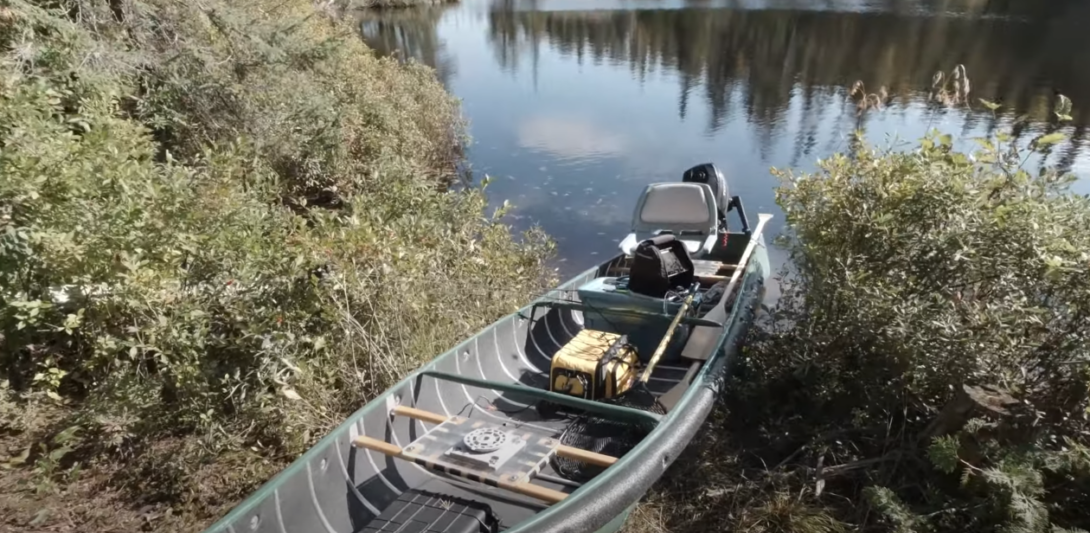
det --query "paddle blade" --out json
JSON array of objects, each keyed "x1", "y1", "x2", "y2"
[{"x1": 657, "y1": 361, "x2": 700, "y2": 412}]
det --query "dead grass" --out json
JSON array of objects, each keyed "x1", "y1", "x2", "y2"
[
  {"x1": 352, "y1": 0, "x2": 458, "y2": 9},
  {"x1": 0, "y1": 400, "x2": 145, "y2": 532},
  {"x1": 0, "y1": 471, "x2": 149, "y2": 532},
  {"x1": 621, "y1": 406, "x2": 849, "y2": 533},
  {"x1": 0, "y1": 416, "x2": 291, "y2": 533}
]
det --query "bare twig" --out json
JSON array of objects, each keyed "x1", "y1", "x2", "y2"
[{"x1": 818, "y1": 452, "x2": 902, "y2": 477}]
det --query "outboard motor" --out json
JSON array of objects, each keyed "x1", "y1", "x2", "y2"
[{"x1": 682, "y1": 163, "x2": 732, "y2": 223}]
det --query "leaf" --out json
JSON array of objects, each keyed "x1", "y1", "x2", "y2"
[
  {"x1": 49, "y1": 445, "x2": 72, "y2": 462},
  {"x1": 8, "y1": 446, "x2": 31, "y2": 467},
  {"x1": 281, "y1": 388, "x2": 302, "y2": 401},
  {"x1": 972, "y1": 138, "x2": 995, "y2": 152},
  {"x1": 1034, "y1": 132, "x2": 1066, "y2": 148},
  {"x1": 929, "y1": 435, "x2": 961, "y2": 474},
  {"x1": 1054, "y1": 94, "x2": 1073, "y2": 117},
  {"x1": 53, "y1": 425, "x2": 81, "y2": 445},
  {"x1": 29, "y1": 508, "x2": 50, "y2": 527}
]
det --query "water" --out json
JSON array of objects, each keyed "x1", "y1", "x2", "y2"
[{"x1": 357, "y1": 0, "x2": 1090, "y2": 279}]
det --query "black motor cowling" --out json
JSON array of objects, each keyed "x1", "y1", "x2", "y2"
[{"x1": 682, "y1": 163, "x2": 731, "y2": 218}]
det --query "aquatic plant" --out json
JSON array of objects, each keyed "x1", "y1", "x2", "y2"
[
  {"x1": 930, "y1": 64, "x2": 973, "y2": 106},
  {"x1": 849, "y1": 80, "x2": 890, "y2": 114}
]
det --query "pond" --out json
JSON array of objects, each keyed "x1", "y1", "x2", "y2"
[{"x1": 357, "y1": 0, "x2": 1090, "y2": 280}]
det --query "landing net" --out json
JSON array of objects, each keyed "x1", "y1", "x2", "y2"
[{"x1": 550, "y1": 397, "x2": 666, "y2": 483}]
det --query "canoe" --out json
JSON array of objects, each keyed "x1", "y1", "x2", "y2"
[{"x1": 202, "y1": 164, "x2": 772, "y2": 533}]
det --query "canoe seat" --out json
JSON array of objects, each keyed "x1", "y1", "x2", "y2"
[
  {"x1": 364, "y1": 489, "x2": 497, "y2": 533},
  {"x1": 619, "y1": 183, "x2": 719, "y2": 258}
]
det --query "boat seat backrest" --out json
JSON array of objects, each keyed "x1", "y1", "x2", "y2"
[
  {"x1": 631, "y1": 183, "x2": 717, "y2": 234},
  {"x1": 619, "y1": 182, "x2": 720, "y2": 257}
]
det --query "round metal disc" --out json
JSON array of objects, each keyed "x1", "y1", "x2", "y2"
[{"x1": 463, "y1": 428, "x2": 507, "y2": 453}]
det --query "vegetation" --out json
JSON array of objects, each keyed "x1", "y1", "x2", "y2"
[
  {"x1": 0, "y1": 0, "x2": 553, "y2": 530},
  {"x1": 352, "y1": 0, "x2": 457, "y2": 11},
  {"x1": 626, "y1": 95, "x2": 1090, "y2": 532}
]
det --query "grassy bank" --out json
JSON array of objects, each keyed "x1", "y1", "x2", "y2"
[
  {"x1": 627, "y1": 95, "x2": 1090, "y2": 533},
  {"x1": 0, "y1": 0, "x2": 554, "y2": 531}
]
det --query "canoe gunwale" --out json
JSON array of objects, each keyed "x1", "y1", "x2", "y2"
[
  {"x1": 532, "y1": 299, "x2": 726, "y2": 328},
  {"x1": 418, "y1": 369, "x2": 663, "y2": 425}
]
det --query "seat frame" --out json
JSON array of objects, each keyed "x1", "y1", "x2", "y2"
[{"x1": 619, "y1": 182, "x2": 720, "y2": 257}]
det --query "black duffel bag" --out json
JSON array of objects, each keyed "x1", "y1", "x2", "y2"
[{"x1": 628, "y1": 234, "x2": 695, "y2": 298}]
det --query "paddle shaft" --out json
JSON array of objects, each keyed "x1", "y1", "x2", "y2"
[
  {"x1": 683, "y1": 213, "x2": 773, "y2": 350},
  {"x1": 658, "y1": 213, "x2": 774, "y2": 410},
  {"x1": 638, "y1": 291, "x2": 695, "y2": 384}
]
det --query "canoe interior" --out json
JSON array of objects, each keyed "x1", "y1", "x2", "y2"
[{"x1": 203, "y1": 230, "x2": 769, "y2": 533}]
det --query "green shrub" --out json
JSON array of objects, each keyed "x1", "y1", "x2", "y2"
[
  {"x1": 764, "y1": 127, "x2": 1090, "y2": 421},
  {"x1": 0, "y1": 0, "x2": 554, "y2": 519},
  {"x1": 726, "y1": 110, "x2": 1090, "y2": 530},
  {"x1": 628, "y1": 99, "x2": 1090, "y2": 533}
]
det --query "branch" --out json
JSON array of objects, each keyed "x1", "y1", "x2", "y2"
[{"x1": 819, "y1": 451, "x2": 901, "y2": 477}]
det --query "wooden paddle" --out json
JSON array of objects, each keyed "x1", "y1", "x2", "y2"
[
  {"x1": 657, "y1": 213, "x2": 773, "y2": 411},
  {"x1": 639, "y1": 291, "x2": 696, "y2": 384},
  {"x1": 616, "y1": 289, "x2": 696, "y2": 411}
]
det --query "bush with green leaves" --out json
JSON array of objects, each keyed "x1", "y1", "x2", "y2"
[
  {"x1": 0, "y1": 0, "x2": 554, "y2": 522},
  {"x1": 627, "y1": 100, "x2": 1090, "y2": 533},
  {"x1": 739, "y1": 107, "x2": 1090, "y2": 531},
  {"x1": 764, "y1": 125, "x2": 1089, "y2": 420}
]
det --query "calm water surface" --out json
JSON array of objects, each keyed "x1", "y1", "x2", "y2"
[{"x1": 358, "y1": 0, "x2": 1090, "y2": 279}]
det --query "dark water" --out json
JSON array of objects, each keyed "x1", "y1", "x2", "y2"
[{"x1": 357, "y1": 0, "x2": 1090, "y2": 279}]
